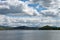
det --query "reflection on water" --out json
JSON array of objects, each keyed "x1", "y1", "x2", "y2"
[{"x1": 0, "y1": 30, "x2": 60, "y2": 40}]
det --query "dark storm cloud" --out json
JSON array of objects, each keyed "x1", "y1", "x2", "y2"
[
  {"x1": 40, "y1": 11, "x2": 58, "y2": 17},
  {"x1": 41, "y1": 0, "x2": 52, "y2": 7},
  {"x1": 0, "y1": 5, "x2": 23, "y2": 14},
  {"x1": 0, "y1": 8, "x2": 9, "y2": 14},
  {"x1": 30, "y1": 0, "x2": 54, "y2": 8},
  {"x1": 9, "y1": 5, "x2": 23, "y2": 13}
]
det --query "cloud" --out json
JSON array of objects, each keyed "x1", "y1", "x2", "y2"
[
  {"x1": 0, "y1": 0, "x2": 60, "y2": 27},
  {"x1": 0, "y1": 15, "x2": 58, "y2": 27},
  {"x1": 0, "y1": 1, "x2": 24, "y2": 14},
  {"x1": 40, "y1": 9, "x2": 58, "y2": 17},
  {"x1": 29, "y1": 0, "x2": 59, "y2": 8},
  {"x1": 0, "y1": 0, "x2": 40, "y2": 16}
]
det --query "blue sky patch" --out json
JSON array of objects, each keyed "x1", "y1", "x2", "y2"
[
  {"x1": 28, "y1": 3, "x2": 47, "y2": 12},
  {"x1": 36, "y1": 6, "x2": 47, "y2": 12},
  {"x1": 28, "y1": 3, "x2": 39, "y2": 8},
  {"x1": 20, "y1": 0, "x2": 29, "y2": 2}
]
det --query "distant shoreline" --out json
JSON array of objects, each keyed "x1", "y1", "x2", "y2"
[{"x1": 0, "y1": 25, "x2": 60, "y2": 30}]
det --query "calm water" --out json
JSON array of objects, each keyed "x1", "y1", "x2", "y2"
[{"x1": 0, "y1": 30, "x2": 60, "y2": 40}]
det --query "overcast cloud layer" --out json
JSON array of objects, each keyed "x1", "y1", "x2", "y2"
[{"x1": 0, "y1": 0, "x2": 60, "y2": 27}]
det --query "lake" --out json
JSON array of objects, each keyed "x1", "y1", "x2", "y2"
[{"x1": 0, "y1": 30, "x2": 60, "y2": 40}]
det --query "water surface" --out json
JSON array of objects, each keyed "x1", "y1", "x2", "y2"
[{"x1": 0, "y1": 30, "x2": 60, "y2": 40}]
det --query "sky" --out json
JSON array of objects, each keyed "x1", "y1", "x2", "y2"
[{"x1": 0, "y1": 0, "x2": 60, "y2": 27}]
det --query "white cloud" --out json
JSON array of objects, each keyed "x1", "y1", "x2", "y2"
[
  {"x1": 0, "y1": 0, "x2": 40, "y2": 16},
  {"x1": 0, "y1": 0, "x2": 60, "y2": 27},
  {"x1": 40, "y1": 9, "x2": 58, "y2": 17},
  {"x1": 0, "y1": 15, "x2": 58, "y2": 27}
]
